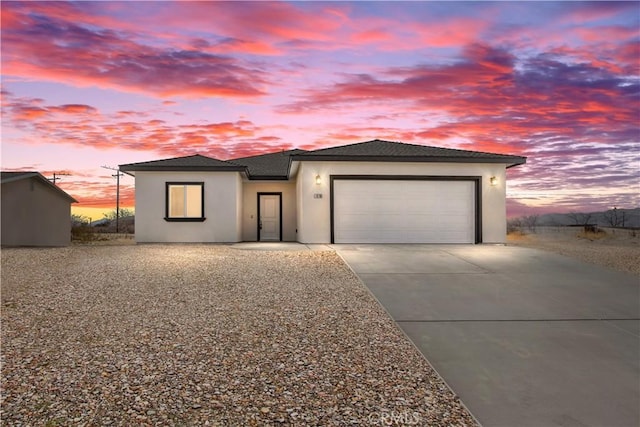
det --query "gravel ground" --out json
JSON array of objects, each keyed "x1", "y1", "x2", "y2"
[
  {"x1": 507, "y1": 228, "x2": 640, "y2": 275},
  {"x1": 1, "y1": 245, "x2": 476, "y2": 426}
]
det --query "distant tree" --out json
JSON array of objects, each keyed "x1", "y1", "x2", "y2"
[
  {"x1": 522, "y1": 214, "x2": 540, "y2": 232},
  {"x1": 102, "y1": 208, "x2": 134, "y2": 221},
  {"x1": 71, "y1": 213, "x2": 90, "y2": 225},
  {"x1": 603, "y1": 208, "x2": 622, "y2": 227},
  {"x1": 567, "y1": 212, "x2": 592, "y2": 225},
  {"x1": 70, "y1": 214, "x2": 100, "y2": 241},
  {"x1": 506, "y1": 217, "x2": 523, "y2": 234}
]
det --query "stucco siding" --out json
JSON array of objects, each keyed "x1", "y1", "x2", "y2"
[
  {"x1": 236, "y1": 174, "x2": 243, "y2": 241},
  {"x1": 134, "y1": 171, "x2": 242, "y2": 243},
  {"x1": 241, "y1": 181, "x2": 297, "y2": 241},
  {"x1": 296, "y1": 174, "x2": 305, "y2": 243},
  {"x1": 1, "y1": 178, "x2": 72, "y2": 246},
  {"x1": 481, "y1": 168, "x2": 507, "y2": 243},
  {"x1": 294, "y1": 161, "x2": 508, "y2": 244}
]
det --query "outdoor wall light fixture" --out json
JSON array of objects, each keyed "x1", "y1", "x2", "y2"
[
  {"x1": 489, "y1": 176, "x2": 498, "y2": 186},
  {"x1": 315, "y1": 174, "x2": 321, "y2": 185}
]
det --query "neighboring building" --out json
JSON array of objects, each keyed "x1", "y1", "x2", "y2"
[
  {"x1": 120, "y1": 139, "x2": 526, "y2": 244},
  {"x1": 1, "y1": 172, "x2": 78, "y2": 246}
]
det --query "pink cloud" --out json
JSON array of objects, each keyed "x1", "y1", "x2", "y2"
[
  {"x1": 576, "y1": 25, "x2": 639, "y2": 43},
  {"x1": 58, "y1": 179, "x2": 135, "y2": 208},
  {"x1": 558, "y1": 1, "x2": 637, "y2": 25},
  {"x1": 1, "y1": 93, "x2": 286, "y2": 161},
  {"x1": 205, "y1": 37, "x2": 282, "y2": 56},
  {"x1": 159, "y1": 2, "x2": 345, "y2": 43},
  {"x1": 49, "y1": 104, "x2": 98, "y2": 115},
  {"x1": 351, "y1": 28, "x2": 395, "y2": 44},
  {"x1": 1, "y1": 3, "x2": 269, "y2": 99},
  {"x1": 411, "y1": 17, "x2": 489, "y2": 48},
  {"x1": 279, "y1": 43, "x2": 517, "y2": 114},
  {"x1": 278, "y1": 42, "x2": 637, "y2": 152}
]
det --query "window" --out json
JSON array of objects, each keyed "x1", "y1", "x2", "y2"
[{"x1": 165, "y1": 182, "x2": 205, "y2": 221}]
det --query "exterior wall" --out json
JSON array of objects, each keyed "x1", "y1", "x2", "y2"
[
  {"x1": 236, "y1": 173, "x2": 243, "y2": 241},
  {"x1": 134, "y1": 171, "x2": 242, "y2": 243},
  {"x1": 241, "y1": 181, "x2": 297, "y2": 241},
  {"x1": 295, "y1": 161, "x2": 508, "y2": 244},
  {"x1": 296, "y1": 174, "x2": 304, "y2": 243},
  {"x1": 1, "y1": 178, "x2": 72, "y2": 246}
]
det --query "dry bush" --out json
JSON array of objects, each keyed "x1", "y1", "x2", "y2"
[
  {"x1": 507, "y1": 217, "x2": 523, "y2": 234},
  {"x1": 71, "y1": 225, "x2": 107, "y2": 243},
  {"x1": 576, "y1": 228, "x2": 607, "y2": 241}
]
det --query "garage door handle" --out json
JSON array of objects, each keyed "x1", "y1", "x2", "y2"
[{"x1": 259, "y1": 220, "x2": 262, "y2": 230}]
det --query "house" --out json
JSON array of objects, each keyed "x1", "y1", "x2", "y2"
[
  {"x1": 119, "y1": 139, "x2": 526, "y2": 244},
  {"x1": 1, "y1": 172, "x2": 78, "y2": 246}
]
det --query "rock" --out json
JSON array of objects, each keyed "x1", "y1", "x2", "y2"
[{"x1": 0, "y1": 245, "x2": 478, "y2": 426}]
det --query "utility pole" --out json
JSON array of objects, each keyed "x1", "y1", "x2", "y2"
[
  {"x1": 101, "y1": 166, "x2": 124, "y2": 233},
  {"x1": 49, "y1": 172, "x2": 70, "y2": 185}
]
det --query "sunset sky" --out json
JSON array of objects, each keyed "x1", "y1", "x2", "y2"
[{"x1": 2, "y1": 1, "x2": 638, "y2": 220}]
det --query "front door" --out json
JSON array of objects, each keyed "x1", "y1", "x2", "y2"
[{"x1": 258, "y1": 194, "x2": 281, "y2": 241}]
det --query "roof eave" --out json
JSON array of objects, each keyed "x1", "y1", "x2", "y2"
[
  {"x1": 246, "y1": 175, "x2": 290, "y2": 181},
  {"x1": 291, "y1": 155, "x2": 527, "y2": 164},
  {"x1": 118, "y1": 165, "x2": 247, "y2": 173},
  {"x1": 506, "y1": 157, "x2": 527, "y2": 168},
  {"x1": 285, "y1": 155, "x2": 295, "y2": 179},
  {"x1": 506, "y1": 163, "x2": 523, "y2": 169}
]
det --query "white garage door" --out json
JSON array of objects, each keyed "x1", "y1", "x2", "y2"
[{"x1": 334, "y1": 180, "x2": 475, "y2": 243}]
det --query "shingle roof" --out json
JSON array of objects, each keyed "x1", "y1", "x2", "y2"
[
  {"x1": 1, "y1": 171, "x2": 78, "y2": 202},
  {"x1": 231, "y1": 149, "x2": 307, "y2": 179},
  {"x1": 1, "y1": 171, "x2": 39, "y2": 183},
  {"x1": 291, "y1": 139, "x2": 526, "y2": 167},
  {"x1": 119, "y1": 139, "x2": 526, "y2": 179},
  {"x1": 119, "y1": 154, "x2": 246, "y2": 174}
]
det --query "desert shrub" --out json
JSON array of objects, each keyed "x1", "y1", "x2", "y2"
[
  {"x1": 576, "y1": 228, "x2": 607, "y2": 240},
  {"x1": 102, "y1": 208, "x2": 134, "y2": 221},
  {"x1": 507, "y1": 217, "x2": 523, "y2": 234},
  {"x1": 71, "y1": 225, "x2": 93, "y2": 242},
  {"x1": 71, "y1": 225, "x2": 106, "y2": 242}
]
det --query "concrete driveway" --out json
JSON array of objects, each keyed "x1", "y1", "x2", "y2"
[{"x1": 335, "y1": 244, "x2": 640, "y2": 427}]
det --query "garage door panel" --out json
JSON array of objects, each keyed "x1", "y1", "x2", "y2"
[{"x1": 334, "y1": 180, "x2": 475, "y2": 244}]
